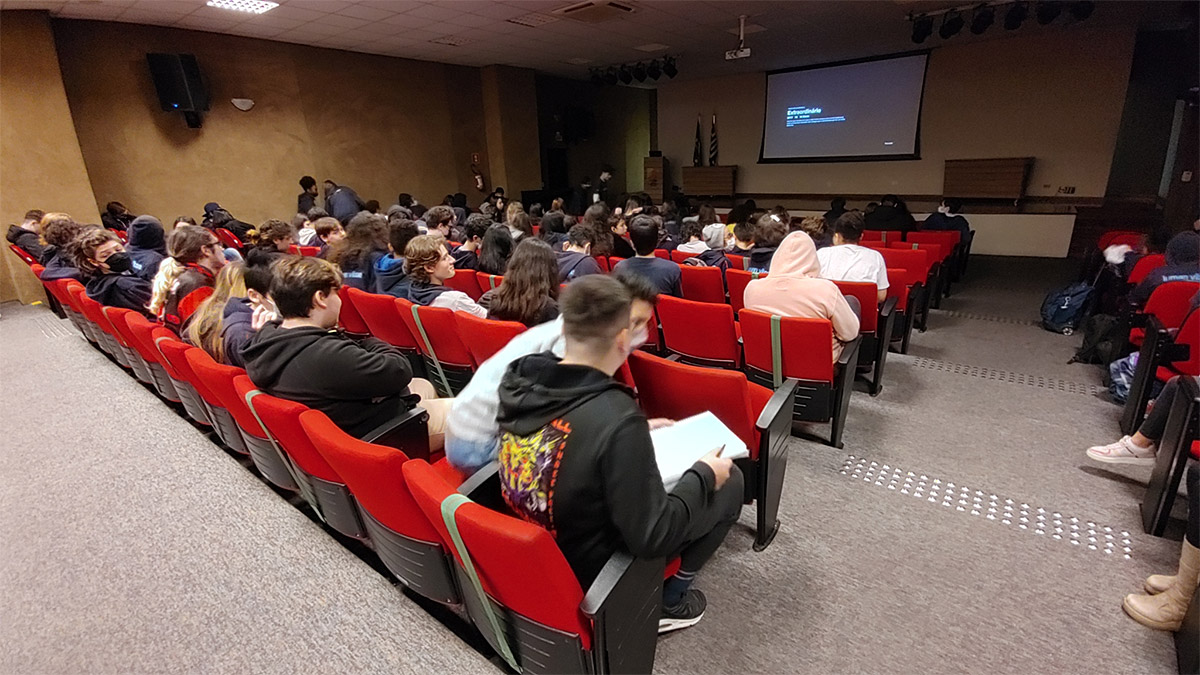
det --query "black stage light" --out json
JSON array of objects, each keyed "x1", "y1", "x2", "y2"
[
  {"x1": 912, "y1": 14, "x2": 934, "y2": 43},
  {"x1": 618, "y1": 65, "x2": 632, "y2": 85},
  {"x1": 939, "y1": 10, "x2": 964, "y2": 38},
  {"x1": 663, "y1": 56, "x2": 677, "y2": 78},
  {"x1": 647, "y1": 59, "x2": 662, "y2": 80},
  {"x1": 970, "y1": 5, "x2": 994, "y2": 34},
  {"x1": 1036, "y1": 1, "x2": 1063, "y2": 24},
  {"x1": 1005, "y1": 2, "x2": 1028, "y2": 29},
  {"x1": 1068, "y1": 1, "x2": 1094, "y2": 20},
  {"x1": 633, "y1": 62, "x2": 647, "y2": 82}
]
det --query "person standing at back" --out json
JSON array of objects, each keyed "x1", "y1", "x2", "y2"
[
  {"x1": 297, "y1": 175, "x2": 319, "y2": 216},
  {"x1": 817, "y1": 211, "x2": 889, "y2": 303},
  {"x1": 324, "y1": 179, "x2": 366, "y2": 225},
  {"x1": 496, "y1": 274, "x2": 742, "y2": 632},
  {"x1": 613, "y1": 214, "x2": 682, "y2": 297}
]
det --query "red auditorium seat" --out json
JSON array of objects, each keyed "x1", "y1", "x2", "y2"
[
  {"x1": 1128, "y1": 281, "x2": 1199, "y2": 348},
  {"x1": 1126, "y1": 254, "x2": 1166, "y2": 285},
  {"x1": 122, "y1": 312, "x2": 180, "y2": 402},
  {"x1": 215, "y1": 227, "x2": 244, "y2": 251},
  {"x1": 627, "y1": 350, "x2": 797, "y2": 551},
  {"x1": 883, "y1": 266, "x2": 923, "y2": 353},
  {"x1": 344, "y1": 287, "x2": 424, "y2": 378},
  {"x1": 653, "y1": 249, "x2": 669, "y2": 260},
  {"x1": 445, "y1": 268, "x2": 483, "y2": 300},
  {"x1": 727, "y1": 254, "x2": 747, "y2": 270},
  {"x1": 103, "y1": 306, "x2": 157, "y2": 386},
  {"x1": 476, "y1": 271, "x2": 503, "y2": 292},
  {"x1": 402, "y1": 460, "x2": 665, "y2": 674},
  {"x1": 300, "y1": 409, "x2": 463, "y2": 606},
  {"x1": 1138, "y1": 375, "x2": 1199, "y2": 536},
  {"x1": 74, "y1": 291, "x2": 129, "y2": 368},
  {"x1": 725, "y1": 268, "x2": 766, "y2": 316},
  {"x1": 862, "y1": 230, "x2": 903, "y2": 244},
  {"x1": 235, "y1": 377, "x2": 367, "y2": 540},
  {"x1": 739, "y1": 309, "x2": 861, "y2": 449},
  {"x1": 656, "y1": 295, "x2": 741, "y2": 368},
  {"x1": 606, "y1": 256, "x2": 625, "y2": 271},
  {"x1": 287, "y1": 245, "x2": 321, "y2": 256},
  {"x1": 594, "y1": 256, "x2": 611, "y2": 273},
  {"x1": 679, "y1": 265, "x2": 725, "y2": 304},
  {"x1": 1098, "y1": 230, "x2": 1143, "y2": 249},
  {"x1": 159, "y1": 340, "x2": 247, "y2": 453},
  {"x1": 1106, "y1": 233, "x2": 1144, "y2": 250},
  {"x1": 831, "y1": 280, "x2": 896, "y2": 396},
  {"x1": 336, "y1": 284, "x2": 372, "y2": 338},
  {"x1": 396, "y1": 298, "x2": 474, "y2": 397},
  {"x1": 1121, "y1": 310, "x2": 1200, "y2": 435},
  {"x1": 109, "y1": 229, "x2": 128, "y2": 243},
  {"x1": 151, "y1": 327, "x2": 211, "y2": 427},
  {"x1": 52, "y1": 279, "x2": 94, "y2": 341},
  {"x1": 670, "y1": 250, "x2": 698, "y2": 264},
  {"x1": 878, "y1": 248, "x2": 932, "y2": 332},
  {"x1": 187, "y1": 350, "x2": 298, "y2": 490},
  {"x1": 454, "y1": 312, "x2": 525, "y2": 368},
  {"x1": 8, "y1": 243, "x2": 38, "y2": 266}
]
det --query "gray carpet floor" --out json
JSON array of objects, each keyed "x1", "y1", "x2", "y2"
[{"x1": 0, "y1": 256, "x2": 1185, "y2": 673}]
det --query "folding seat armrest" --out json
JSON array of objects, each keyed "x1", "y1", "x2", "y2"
[
  {"x1": 879, "y1": 296, "x2": 898, "y2": 320},
  {"x1": 362, "y1": 405, "x2": 431, "y2": 460},
  {"x1": 456, "y1": 461, "x2": 509, "y2": 511},
  {"x1": 580, "y1": 552, "x2": 665, "y2": 675},
  {"x1": 837, "y1": 336, "x2": 863, "y2": 369},
  {"x1": 1162, "y1": 342, "x2": 1190, "y2": 364},
  {"x1": 755, "y1": 377, "x2": 800, "y2": 434}
]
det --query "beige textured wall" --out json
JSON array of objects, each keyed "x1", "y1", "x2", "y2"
[
  {"x1": 0, "y1": 11, "x2": 100, "y2": 304},
  {"x1": 52, "y1": 19, "x2": 494, "y2": 226},
  {"x1": 480, "y1": 65, "x2": 542, "y2": 197},
  {"x1": 657, "y1": 25, "x2": 1137, "y2": 200}
]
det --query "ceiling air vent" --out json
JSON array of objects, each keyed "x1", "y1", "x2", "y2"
[
  {"x1": 552, "y1": 1, "x2": 636, "y2": 24},
  {"x1": 507, "y1": 13, "x2": 560, "y2": 27},
  {"x1": 430, "y1": 36, "x2": 473, "y2": 46}
]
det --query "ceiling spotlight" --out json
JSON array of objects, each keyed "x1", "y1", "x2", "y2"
[
  {"x1": 618, "y1": 65, "x2": 632, "y2": 85},
  {"x1": 663, "y1": 56, "x2": 677, "y2": 79},
  {"x1": 911, "y1": 15, "x2": 934, "y2": 43},
  {"x1": 602, "y1": 67, "x2": 618, "y2": 86},
  {"x1": 1068, "y1": 1, "x2": 1094, "y2": 20},
  {"x1": 970, "y1": 5, "x2": 994, "y2": 34},
  {"x1": 1036, "y1": 1, "x2": 1062, "y2": 24},
  {"x1": 939, "y1": 10, "x2": 964, "y2": 39},
  {"x1": 1004, "y1": 2, "x2": 1028, "y2": 29},
  {"x1": 647, "y1": 60, "x2": 662, "y2": 80},
  {"x1": 633, "y1": 62, "x2": 647, "y2": 82}
]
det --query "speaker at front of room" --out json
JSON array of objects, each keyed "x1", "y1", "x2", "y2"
[{"x1": 146, "y1": 53, "x2": 210, "y2": 128}]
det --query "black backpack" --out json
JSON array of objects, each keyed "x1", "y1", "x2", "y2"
[{"x1": 1068, "y1": 314, "x2": 1128, "y2": 365}]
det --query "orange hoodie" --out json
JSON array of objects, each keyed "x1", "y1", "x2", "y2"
[{"x1": 743, "y1": 231, "x2": 861, "y2": 360}]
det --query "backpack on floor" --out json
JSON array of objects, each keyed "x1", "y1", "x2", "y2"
[
  {"x1": 1041, "y1": 281, "x2": 1094, "y2": 334},
  {"x1": 1068, "y1": 314, "x2": 1128, "y2": 365}
]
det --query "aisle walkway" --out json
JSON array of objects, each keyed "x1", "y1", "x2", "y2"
[{"x1": 0, "y1": 257, "x2": 1183, "y2": 673}]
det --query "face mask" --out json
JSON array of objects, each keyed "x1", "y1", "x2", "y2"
[
  {"x1": 630, "y1": 325, "x2": 649, "y2": 351},
  {"x1": 937, "y1": 206, "x2": 951, "y2": 215},
  {"x1": 105, "y1": 252, "x2": 132, "y2": 273}
]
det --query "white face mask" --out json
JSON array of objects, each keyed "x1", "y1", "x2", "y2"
[
  {"x1": 937, "y1": 205, "x2": 951, "y2": 215},
  {"x1": 629, "y1": 325, "x2": 649, "y2": 353}
]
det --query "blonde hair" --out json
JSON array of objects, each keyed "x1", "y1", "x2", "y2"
[
  {"x1": 149, "y1": 225, "x2": 217, "y2": 316},
  {"x1": 404, "y1": 234, "x2": 443, "y2": 284},
  {"x1": 505, "y1": 201, "x2": 525, "y2": 223},
  {"x1": 186, "y1": 263, "x2": 247, "y2": 363}
]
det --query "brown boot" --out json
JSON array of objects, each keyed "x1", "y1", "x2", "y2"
[{"x1": 1124, "y1": 540, "x2": 1200, "y2": 631}]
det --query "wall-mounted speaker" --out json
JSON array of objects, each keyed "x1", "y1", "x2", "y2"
[{"x1": 146, "y1": 53, "x2": 209, "y2": 127}]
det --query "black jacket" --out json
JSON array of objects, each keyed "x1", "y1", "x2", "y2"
[
  {"x1": 611, "y1": 235, "x2": 636, "y2": 259},
  {"x1": 85, "y1": 271, "x2": 152, "y2": 314},
  {"x1": 327, "y1": 186, "x2": 365, "y2": 225},
  {"x1": 339, "y1": 250, "x2": 384, "y2": 291},
  {"x1": 496, "y1": 352, "x2": 717, "y2": 587},
  {"x1": 373, "y1": 254, "x2": 410, "y2": 297},
  {"x1": 164, "y1": 264, "x2": 216, "y2": 333},
  {"x1": 298, "y1": 192, "x2": 317, "y2": 216},
  {"x1": 39, "y1": 247, "x2": 82, "y2": 282},
  {"x1": 747, "y1": 245, "x2": 777, "y2": 273},
  {"x1": 451, "y1": 246, "x2": 479, "y2": 271},
  {"x1": 1130, "y1": 232, "x2": 1200, "y2": 307},
  {"x1": 6, "y1": 225, "x2": 45, "y2": 261},
  {"x1": 220, "y1": 297, "x2": 255, "y2": 368},
  {"x1": 126, "y1": 215, "x2": 167, "y2": 281},
  {"x1": 101, "y1": 211, "x2": 134, "y2": 232},
  {"x1": 242, "y1": 322, "x2": 418, "y2": 438},
  {"x1": 864, "y1": 204, "x2": 915, "y2": 233},
  {"x1": 557, "y1": 250, "x2": 603, "y2": 282},
  {"x1": 921, "y1": 212, "x2": 971, "y2": 239}
]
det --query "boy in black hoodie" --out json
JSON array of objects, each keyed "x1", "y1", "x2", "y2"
[
  {"x1": 76, "y1": 227, "x2": 153, "y2": 314},
  {"x1": 241, "y1": 256, "x2": 451, "y2": 447},
  {"x1": 496, "y1": 274, "x2": 743, "y2": 633},
  {"x1": 6, "y1": 209, "x2": 45, "y2": 261}
]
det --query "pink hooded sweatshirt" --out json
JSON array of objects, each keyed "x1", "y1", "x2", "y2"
[{"x1": 743, "y1": 231, "x2": 861, "y2": 360}]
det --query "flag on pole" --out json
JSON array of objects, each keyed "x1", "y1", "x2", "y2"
[
  {"x1": 709, "y1": 113, "x2": 718, "y2": 166},
  {"x1": 693, "y1": 115, "x2": 703, "y2": 166}
]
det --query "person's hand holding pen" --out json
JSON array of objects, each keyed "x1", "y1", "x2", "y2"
[{"x1": 699, "y1": 444, "x2": 733, "y2": 489}]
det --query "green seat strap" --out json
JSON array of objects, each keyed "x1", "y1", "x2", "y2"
[
  {"x1": 881, "y1": 232, "x2": 887, "y2": 243},
  {"x1": 752, "y1": 271, "x2": 761, "y2": 280},
  {"x1": 911, "y1": 243, "x2": 919, "y2": 250},
  {"x1": 489, "y1": 275, "x2": 498, "y2": 290},
  {"x1": 410, "y1": 304, "x2": 454, "y2": 396},
  {"x1": 441, "y1": 493, "x2": 520, "y2": 672},
  {"x1": 770, "y1": 314, "x2": 783, "y2": 389}
]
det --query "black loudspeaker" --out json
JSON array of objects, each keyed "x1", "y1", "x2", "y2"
[
  {"x1": 563, "y1": 106, "x2": 595, "y2": 144},
  {"x1": 147, "y1": 53, "x2": 209, "y2": 127}
]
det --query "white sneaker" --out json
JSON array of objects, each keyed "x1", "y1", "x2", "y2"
[{"x1": 1086, "y1": 436, "x2": 1156, "y2": 465}]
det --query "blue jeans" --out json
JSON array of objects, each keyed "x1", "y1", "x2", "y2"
[{"x1": 445, "y1": 435, "x2": 499, "y2": 472}]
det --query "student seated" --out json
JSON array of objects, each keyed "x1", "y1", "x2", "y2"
[
  {"x1": 294, "y1": 213, "x2": 317, "y2": 247},
  {"x1": 311, "y1": 216, "x2": 343, "y2": 259},
  {"x1": 477, "y1": 226, "x2": 513, "y2": 276},
  {"x1": 186, "y1": 251, "x2": 276, "y2": 368},
  {"x1": 399, "y1": 235, "x2": 487, "y2": 317},
  {"x1": 557, "y1": 224, "x2": 603, "y2": 282},
  {"x1": 497, "y1": 274, "x2": 742, "y2": 632},
  {"x1": 253, "y1": 219, "x2": 297, "y2": 259},
  {"x1": 1128, "y1": 231, "x2": 1200, "y2": 307},
  {"x1": 744, "y1": 231, "x2": 861, "y2": 360},
  {"x1": 608, "y1": 212, "x2": 637, "y2": 259},
  {"x1": 676, "y1": 221, "x2": 708, "y2": 255},
  {"x1": 424, "y1": 205, "x2": 455, "y2": 240},
  {"x1": 506, "y1": 203, "x2": 533, "y2": 242},
  {"x1": 125, "y1": 215, "x2": 167, "y2": 281},
  {"x1": 38, "y1": 216, "x2": 86, "y2": 282},
  {"x1": 478, "y1": 239, "x2": 559, "y2": 327},
  {"x1": 6, "y1": 209, "x2": 45, "y2": 261},
  {"x1": 613, "y1": 215, "x2": 682, "y2": 297},
  {"x1": 73, "y1": 227, "x2": 153, "y2": 314},
  {"x1": 823, "y1": 197, "x2": 847, "y2": 227},
  {"x1": 185, "y1": 261, "x2": 249, "y2": 363},
  {"x1": 149, "y1": 225, "x2": 228, "y2": 331},
  {"x1": 373, "y1": 217, "x2": 419, "y2": 297},
  {"x1": 746, "y1": 213, "x2": 788, "y2": 274},
  {"x1": 451, "y1": 215, "x2": 490, "y2": 270},
  {"x1": 817, "y1": 211, "x2": 890, "y2": 303},
  {"x1": 921, "y1": 197, "x2": 970, "y2": 239},
  {"x1": 101, "y1": 201, "x2": 135, "y2": 232},
  {"x1": 795, "y1": 215, "x2": 831, "y2": 250},
  {"x1": 538, "y1": 211, "x2": 568, "y2": 249},
  {"x1": 328, "y1": 212, "x2": 388, "y2": 291},
  {"x1": 724, "y1": 221, "x2": 755, "y2": 257},
  {"x1": 201, "y1": 202, "x2": 253, "y2": 241},
  {"x1": 242, "y1": 256, "x2": 451, "y2": 447},
  {"x1": 863, "y1": 194, "x2": 915, "y2": 233}
]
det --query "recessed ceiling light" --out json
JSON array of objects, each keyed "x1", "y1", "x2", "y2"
[
  {"x1": 507, "y1": 13, "x2": 559, "y2": 27},
  {"x1": 205, "y1": 0, "x2": 278, "y2": 14},
  {"x1": 726, "y1": 23, "x2": 766, "y2": 35},
  {"x1": 430, "y1": 36, "x2": 473, "y2": 46},
  {"x1": 634, "y1": 43, "x2": 670, "y2": 52}
]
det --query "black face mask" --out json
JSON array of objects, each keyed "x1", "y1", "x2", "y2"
[{"x1": 105, "y1": 251, "x2": 132, "y2": 274}]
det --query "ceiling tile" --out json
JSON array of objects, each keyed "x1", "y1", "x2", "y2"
[
  {"x1": 379, "y1": 12, "x2": 437, "y2": 28},
  {"x1": 467, "y1": 2, "x2": 526, "y2": 20},
  {"x1": 263, "y1": 4, "x2": 327, "y2": 22},
  {"x1": 319, "y1": 13, "x2": 370, "y2": 29},
  {"x1": 334, "y1": 3, "x2": 393, "y2": 21},
  {"x1": 404, "y1": 4, "x2": 459, "y2": 20}
]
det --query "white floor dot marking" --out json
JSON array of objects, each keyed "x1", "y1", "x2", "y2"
[{"x1": 839, "y1": 455, "x2": 1134, "y2": 561}]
